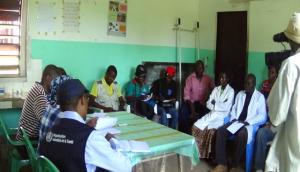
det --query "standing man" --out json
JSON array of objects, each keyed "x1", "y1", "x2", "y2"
[
  {"x1": 180, "y1": 60, "x2": 214, "y2": 133},
  {"x1": 266, "y1": 13, "x2": 300, "y2": 172},
  {"x1": 90, "y1": 65, "x2": 125, "y2": 112}
]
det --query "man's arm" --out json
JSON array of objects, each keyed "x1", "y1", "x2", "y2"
[
  {"x1": 245, "y1": 94, "x2": 267, "y2": 125},
  {"x1": 85, "y1": 131, "x2": 132, "y2": 172},
  {"x1": 33, "y1": 93, "x2": 48, "y2": 121},
  {"x1": 268, "y1": 61, "x2": 297, "y2": 126},
  {"x1": 88, "y1": 95, "x2": 114, "y2": 112}
]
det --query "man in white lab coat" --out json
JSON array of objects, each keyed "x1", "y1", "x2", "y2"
[
  {"x1": 211, "y1": 74, "x2": 267, "y2": 172},
  {"x1": 265, "y1": 13, "x2": 300, "y2": 172}
]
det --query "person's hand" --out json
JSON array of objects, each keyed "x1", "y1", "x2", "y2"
[
  {"x1": 105, "y1": 133, "x2": 115, "y2": 141},
  {"x1": 211, "y1": 99, "x2": 216, "y2": 105},
  {"x1": 86, "y1": 117, "x2": 98, "y2": 128}
]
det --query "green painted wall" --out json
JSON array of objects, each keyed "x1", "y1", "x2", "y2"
[
  {"x1": 248, "y1": 52, "x2": 267, "y2": 89},
  {"x1": 31, "y1": 39, "x2": 202, "y2": 91}
]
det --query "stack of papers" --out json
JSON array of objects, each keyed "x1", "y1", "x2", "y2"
[
  {"x1": 226, "y1": 121, "x2": 245, "y2": 134},
  {"x1": 110, "y1": 138, "x2": 151, "y2": 153},
  {"x1": 95, "y1": 117, "x2": 118, "y2": 130}
]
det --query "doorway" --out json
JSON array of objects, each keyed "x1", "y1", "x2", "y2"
[{"x1": 215, "y1": 11, "x2": 247, "y2": 91}]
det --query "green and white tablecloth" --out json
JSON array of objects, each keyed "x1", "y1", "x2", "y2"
[{"x1": 106, "y1": 111, "x2": 200, "y2": 166}]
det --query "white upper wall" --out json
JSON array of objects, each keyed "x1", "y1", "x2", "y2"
[
  {"x1": 198, "y1": 0, "x2": 249, "y2": 50},
  {"x1": 28, "y1": 0, "x2": 200, "y2": 48},
  {"x1": 249, "y1": 0, "x2": 300, "y2": 52}
]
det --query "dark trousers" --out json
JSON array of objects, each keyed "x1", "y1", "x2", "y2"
[
  {"x1": 179, "y1": 101, "x2": 209, "y2": 134},
  {"x1": 130, "y1": 100, "x2": 154, "y2": 120},
  {"x1": 215, "y1": 121, "x2": 248, "y2": 167}
]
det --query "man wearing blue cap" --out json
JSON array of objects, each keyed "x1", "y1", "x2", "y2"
[{"x1": 39, "y1": 79, "x2": 132, "y2": 172}]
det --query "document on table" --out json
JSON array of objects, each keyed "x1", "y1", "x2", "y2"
[
  {"x1": 226, "y1": 121, "x2": 244, "y2": 134},
  {"x1": 110, "y1": 138, "x2": 151, "y2": 153},
  {"x1": 95, "y1": 117, "x2": 117, "y2": 130},
  {"x1": 98, "y1": 127, "x2": 121, "y2": 135}
]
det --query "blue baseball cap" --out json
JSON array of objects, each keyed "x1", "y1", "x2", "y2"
[{"x1": 58, "y1": 79, "x2": 89, "y2": 102}]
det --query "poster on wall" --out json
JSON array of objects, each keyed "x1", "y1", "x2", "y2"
[
  {"x1": 107, "y1": 0, "x2": 127, "y2": 37},
  {"x1": 36, "y1": 1, "x2": 57, "y2": 35},
  {"x1": 63, "y1": 0, "x2": 80, "y2": 33}
]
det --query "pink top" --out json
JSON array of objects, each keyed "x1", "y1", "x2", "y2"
[{"x1": 184, "y1": 72, "x2": 214, "y2": 105}]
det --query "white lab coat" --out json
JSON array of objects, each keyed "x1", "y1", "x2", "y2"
[
  {"x1": 194, "y1": 84, "x2": 235, "y2": 130},
  {"x1": 265, "y1": 49, "x2": 300, "y2": 172},
  {"x1": 229, "y1": 89, "x2": 267, "y2": 143}
]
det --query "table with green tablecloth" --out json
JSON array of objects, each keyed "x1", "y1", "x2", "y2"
[{"x1": 106, "y1": 111, "x2": 200, "y2": 168}]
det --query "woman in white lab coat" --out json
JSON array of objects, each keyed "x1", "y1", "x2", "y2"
[
  {"x1": 192, "y1": 72, "x2": 234, "y2": 158},
  {"x1": 265, "y1": 13, "x2": 300, "y2": 172}
]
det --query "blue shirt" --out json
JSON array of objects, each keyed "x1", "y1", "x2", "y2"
[{"x1": 39, "y1": 104, "x2": 63, "y2": 141}]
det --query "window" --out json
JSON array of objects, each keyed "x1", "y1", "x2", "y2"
[{"x1": 0, "y1": 0, "x2": 26, "y2": 78}]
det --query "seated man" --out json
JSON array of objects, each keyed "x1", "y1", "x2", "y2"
[
  {"x1": 90, "y1": 65, "x2": 125, "y2": 112},
  {"x1": 180, "y1": 60, "x2": 214, "y2": 133},
  {"x1": 211, "y1": 74, "x2": 267, "y2": 172},
  {"x1": 126, "y1": 64, "x2": 154, "y2": 119},
  {"x1": 16, "y1": 64, "x2": 59, "y2": 158},
  {"x1": 192, "y1": 72, "x2": 234, "y2": 159},
  {"x1": 151, "y1": 66, "x2": 178, "y2": 129},
  {"x1": 39, "y1": 79, "x2": 132, "y2": 172}
]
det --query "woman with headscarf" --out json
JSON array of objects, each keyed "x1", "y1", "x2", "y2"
[{"x1": 39, "y1": 75, "x2": 72, "y2": 141}]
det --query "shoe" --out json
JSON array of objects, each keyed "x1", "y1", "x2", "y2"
[{"x1": 211, "y1": 165, "x2": 228, "y2": 172}]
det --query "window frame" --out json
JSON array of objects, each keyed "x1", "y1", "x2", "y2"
[{"x1": 0, "y1": 0, "x2": 28, "y2": 81}]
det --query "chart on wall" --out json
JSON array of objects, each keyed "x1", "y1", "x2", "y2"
[
  {"x1": 107, "y1": 0, "x2": 127, "y2": 37},
  {"x1": 63, "y1": 0, "x2": 80, "y2": 33}
]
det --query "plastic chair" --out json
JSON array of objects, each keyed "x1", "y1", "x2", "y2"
[
  {"x1": 0, "y1": 115, "x2": 29, "y2": 172},
  {"x1": 38, "y1": 156, "x2": 60, "y2": 172},
  {"x1": 223, "y1": 116, "x2": 266, "y2": 172},
  {"x1": 20, "y1": 127, "x2": 39, "y2": 172}
]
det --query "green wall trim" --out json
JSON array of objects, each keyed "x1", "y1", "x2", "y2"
[
  {"x1": 247, "y1": 51, "x2": 267, "y2": 89},
  {"x1": 31, "y1": 39, "x2": 201, "y2": 90},
  {"x1": 31, "y1": 39, "x2": 267, "y2": 91}
]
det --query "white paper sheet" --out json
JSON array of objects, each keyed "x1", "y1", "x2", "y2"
[
  {"x1": 226, "y1": 121, "x2": 244, "y2": 134},
  {"x1": 194, "y1": 119, "x2": 209, "y2": 130},
  {"x1": 110, "y1": 138, "x2": 151, "y2": 152},
  {"x1": 95, "y1": 117, "x2": 117, "y2": 130},
  {"x1": 98, "y1": 127, "x2": 121, "y2": 135}
]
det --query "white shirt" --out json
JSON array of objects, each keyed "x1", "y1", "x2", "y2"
[
  {"x1": 63, "y1": 111, "x2": 132, "y2": 172},
  {"x1": 265, "y1": 49, "x2": 300, "y2": 172}
]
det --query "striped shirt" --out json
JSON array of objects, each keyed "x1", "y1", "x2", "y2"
[{"x1": 16, "y1": 82, "x2": 48, "y2": 141}]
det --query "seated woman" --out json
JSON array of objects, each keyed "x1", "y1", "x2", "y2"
[
  {"x1": 261, "y1": 65, "x2": 278, "y2": 99},
  {"x1": 126, "y1": 64, "x2": 154, "y2": 119},
  {"x1": 192, "y1": 72, "x2": 234, "y2": 159},
  {"x1": 254, "y1": 64, "x2": 279, "y2": 172}
]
